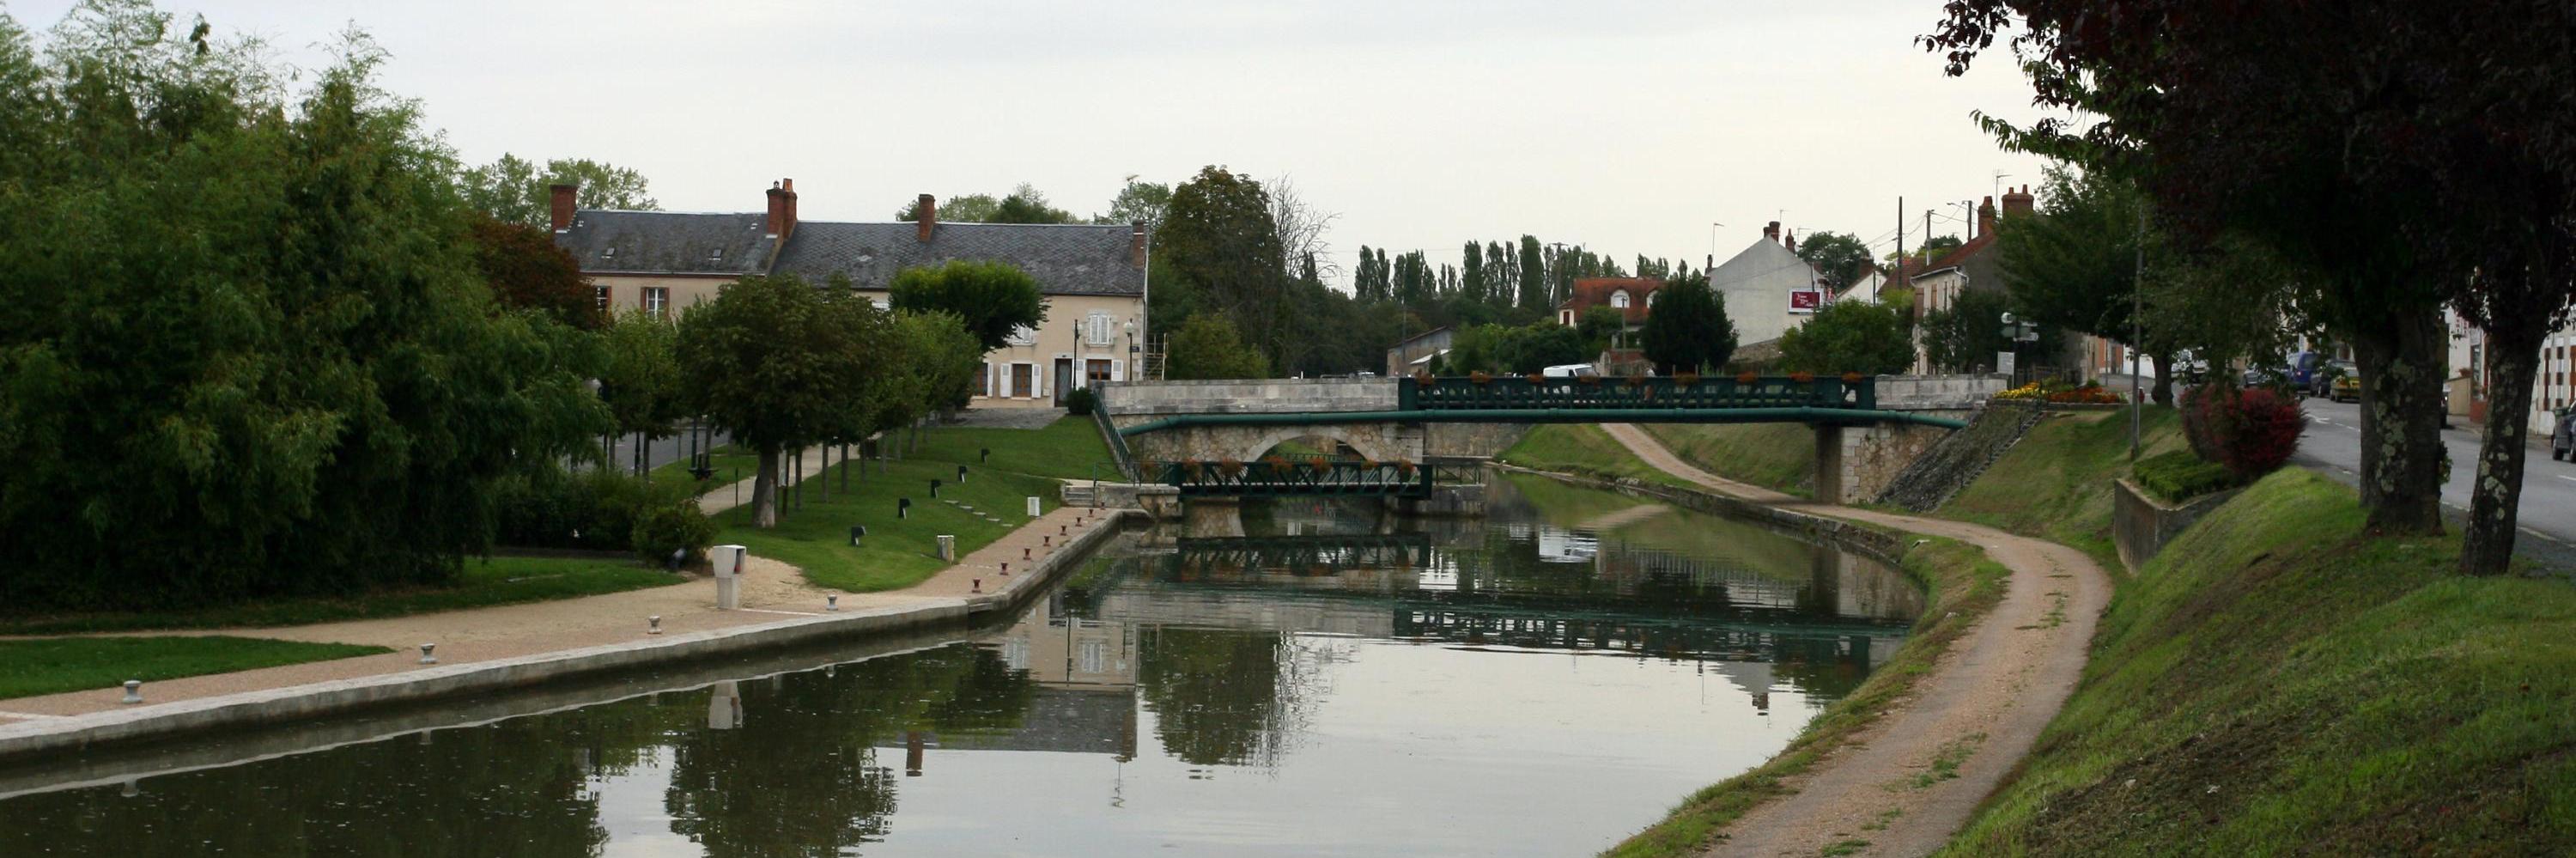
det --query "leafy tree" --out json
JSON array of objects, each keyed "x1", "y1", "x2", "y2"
[
  {"x1": 1577, "y1": 306, "x2": 1627, "y2": 353},
  {"x1": 1778, "y1": 301, "x2": 1914, "y2": 376},
  {"x1": 877, "y1": 310, "x2": 981, "y2": 451},
  {"x1": 1640, "y1": 276, "x2": 1737, "y2": 373},
  {"x1": 887, "y1": 259, "x2": 1047, "y2": 351},
  {"x1": 1161, "y1": 167, "x2": 1288, "y2": 362},
  {"x1": 599, "y1": 310, "x2": 688, "y2": 473},
  {"x1": 0, "y1": 9, "x2": 608, "y2": 609},
  {"x1": 1920, "y1": 288, "x2": 2057, "y2": 374},
  {"x1": 676, "y1": 275, "x2": 882, "y2": 527},
  {"x1": 1462, "y1": 241, "x2": 1487, "y2": 305},
  {"x1": 1492, "y1": 323, "x2": 1590, "y2": 374},
  {"x1": 896, "y1": 192, "x2": 999, "y2": 222},
  {"x1": 1517, "y1": 235, "x2": 1548, "y2": 311},
  {"x1": 1165, "y1": 313, "x2": 1272, "y2": 380},
  {"x1": 1795, "y1": 231, "x2": 1877, "y2": 292},
  {"x1": 468, "y1": 214, "x2": 602, "y2": 330},
  {"x1": 1996, "y1": 166, "x2": 2173, "y2": 400},
  {"x1": 1094, "y1": 175, "x2": 1171, "y2": 228},
  {"x1": 988, "y1": 184, "x2": 1078, "y2": 224},
  {"x1": 1928, "y1": 0, "x2": 2481, "y2": 542},
  {"x1": 461, "y1": 154, "x2": 657, "y2": 228}
]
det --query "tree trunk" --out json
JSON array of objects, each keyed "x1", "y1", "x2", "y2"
[
  {"x1": 841, "y1": 443, "x2": 852, "y2": 490},
  {"x1": 2149, "y1": 352, "x2": 2174, "y2": 406},
  {"x1": 2351, "y1": 306, "x2": 2450, "y2": 534},
  {"x1": 817, "y1": 444, "x2": 830, "y2": 502},
  {"x1": 2463, "y1": 326, "x2": 2543, "y2": 575},
  {"x1": 752, "y1": 447, "x2": 781, "y2": 528}
]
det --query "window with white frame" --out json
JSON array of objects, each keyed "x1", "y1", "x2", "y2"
[
  {"x1": 1609, "y1": 290, "x2": 1631, "y2": 308},
  {"x1": 642, "y1": 287, "x2": 669, "y2": 318},
  {"x1": 1005, "y1": 325, "x2": 1037, "y2": 346},
  {"x1": 1084, "y1": 312, "x2": 1116, "y2": 347},
  {"x1": 594, "y1": 285, "x2": 611, "y2": 313}
]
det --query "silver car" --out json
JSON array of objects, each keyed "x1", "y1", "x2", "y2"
[{"x1": 2556, "y1": 406, "x2": 2573, "y2": 462}]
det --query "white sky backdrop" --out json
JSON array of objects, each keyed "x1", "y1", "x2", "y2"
[{"x1": 13, "y1": 0, "x2": 2068, "y2": 285}]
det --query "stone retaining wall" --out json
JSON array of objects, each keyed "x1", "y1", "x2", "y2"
[
  {"x1": 1094, "y1": 378, "x2": 1396, "y2": 416},
  {"x1": 2112, "y1": 478, "x2": 2240, "y2": 573}
]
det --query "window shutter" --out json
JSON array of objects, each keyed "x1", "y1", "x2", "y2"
[{"x1": 1111, "y1": 360, "x2": 1125, "y2": 381}]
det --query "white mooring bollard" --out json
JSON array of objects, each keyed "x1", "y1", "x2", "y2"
[
  {"x1": 417, "y1": 643, "x2": 438, "y2": 665},
  {"x1": 121, "y1": 679, "x2": 142, "y2": 704},
  {"x1": 936, "y1": 534, "x2": 956, "y2": 562},
  {"x1": 1025, "y1": 496, "x2": 1042, "y2": 519}
]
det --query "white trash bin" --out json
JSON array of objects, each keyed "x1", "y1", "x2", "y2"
[{"x1": 709, "y1": 544, "x2": 747, "y2": 610}]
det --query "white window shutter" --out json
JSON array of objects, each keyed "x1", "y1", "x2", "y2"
[{"x1": 1111, "y1": 360, "x2": 1125, "y2": 381}]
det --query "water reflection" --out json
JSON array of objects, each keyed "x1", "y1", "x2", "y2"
[{"x1": 0, "y1": 472, "x2": 1920, "y2": 857}]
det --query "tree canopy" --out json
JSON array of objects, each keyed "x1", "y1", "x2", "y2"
[
  {"x1": 461, "y1": 154, "x2": 658, "y2": 228},
  {"x1": 675, "y1": 276, "x2": 884, "y2": 527},
  {"x1": 887, "y1": 260, "x2": 1048, "y2": 352},
  {"x1": 1795, "y1": 231, "x2": 1877, "y2": 291},
  {"x1": 1161, "y1": 167, "x2": 1287, "y2": 363},
  {"x1": 1778, "y1": 301, "x2": 1915, "y2": 376},
  {"x1": 1165, "y1": 314, "x2": 1272, "y2": 380},
  {"x1": 1640, "y1": 276, "x2": 1737, "y2": 373},
  {"x1": 469, "y1": 215, "x2": 602, "y2": 330}
]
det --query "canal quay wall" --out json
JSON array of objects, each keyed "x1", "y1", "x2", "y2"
[{"x1": 0, "y1": 508, "x2": 1145, "y2": 770}]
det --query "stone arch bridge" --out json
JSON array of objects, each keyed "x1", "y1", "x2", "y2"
[{"x1": 1091, "y1": 375, "x2": 2005, "y2": 503}]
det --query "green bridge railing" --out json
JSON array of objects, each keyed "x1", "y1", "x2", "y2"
[
  {"x1": 1400, "y1": 374, "x2": 1874, "y2": 411},
  {"x1": 1142, "y1": 456, "x2": 1457, "y2": 498}
]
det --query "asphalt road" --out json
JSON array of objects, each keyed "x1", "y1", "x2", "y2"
[{"x1": 2293, "y1": 397, "x2": 2576, "y2": 569}]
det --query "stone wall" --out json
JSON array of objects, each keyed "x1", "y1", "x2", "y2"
[
  {"x1": 1834, "y1": 418, "x2": 1967, "y2": 503},
  {"x1": 1878, "y1": 374, "x2": 2009, "y2": 410},
  {"x1": 1094, "y1": 378, "x2": 1396, "y2": 416},
  {"x1": 1120, "y1": 420, "x2": 1426, "y2": 464},
  {"x1": 2112, "y1": 478, "x2": 2241, "y2": 572},
  {"x1": 1425, "y1": 422, "x2": 1531, "y2": 459},
  {"x1": 1877, "y1": 401, "x2": 2047, "y2": 511}
]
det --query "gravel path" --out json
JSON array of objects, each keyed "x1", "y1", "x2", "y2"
[{"x1": 1599, "y1": 423, "x2": 2111, "y2": 858}]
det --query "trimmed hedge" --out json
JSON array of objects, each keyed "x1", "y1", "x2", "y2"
[
  {"x1": 491, "y1": 467, "x2": 714, "y2": 565},
  {"x1": 2132, "y1": 450, "x2": 2238, "y2": 503}
]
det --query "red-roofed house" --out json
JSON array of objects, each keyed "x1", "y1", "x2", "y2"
[{"x1": 1556, "y1": 277, "x2": 1666, "y2": 327}]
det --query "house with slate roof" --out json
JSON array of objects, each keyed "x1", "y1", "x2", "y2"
[
  {"x1": 551, "y1": 181, "x2": 1149, "y2": 409},
  {"x1": 1706, "y1": 221, "x2": 1829, "y2": 348}
]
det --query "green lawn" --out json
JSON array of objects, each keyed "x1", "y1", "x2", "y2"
[
  {"x1": 1938, "y1": 406, "x2": 2184, "y2": 569},
  {"x1": 1934, "y1": 469, "x2": 2576, "y2": 855},
  {"x1": 1637, "y1": 423, "x2": 1818, "y2": 496},
  {"x1": 714, "y1": 417, "x2": 1103, "y2": 592},
  {"x1": 0, "y1": 636, "x2": 393, "y2": 700},
  {"x1": 646, "y1": 443, "x2": 762, "y2": 496},
  {"x1": 1497, "y1": 423, "x2": 1698, "y2": 489},
  {"x1": 0, "y1": 557, "x2": 681, "y2": 636}
]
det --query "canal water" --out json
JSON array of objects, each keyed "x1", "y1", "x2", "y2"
[{"x1": 0, "y1": 472, "x2": 1921, "y2": 857}]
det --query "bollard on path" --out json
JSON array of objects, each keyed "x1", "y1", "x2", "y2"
[
  {"x1": 826, "y1": 594, "x2": 839, "y2": 612},
  {"x1": 1025, "y1": 496, "x2": 1041, "y2": 518},
  {"x1": 121, "y1": 679, "x2": 142, "y2": 705},
  {"x1": 647, "y1": 615, "x2": 663, "y2": 635},
  {"x1": 937, "y1": 534, "x2": 956, "y2": 562},
  {"x1": 710, "y1": 545, "x2": 747, "y2": 611},
  {"x1": 970, "y1": 578, "x2": 981, "y2": 593},
  {"x1": 418, "y1": 643, "x2": 438, "y2": 665}
]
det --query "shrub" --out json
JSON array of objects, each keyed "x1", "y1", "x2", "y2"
[
  {"x1": 2179, "y1": 383, "x2": 2306, "y2": 480},
  {"x1": 2133, "y1": 451, "x2": 2239, "y2": 502},
  {"x1": 630, "y1": 504, "x2": 716, "y2": 568},
  {"x1": 1063, "y1": 386, "x2": 1097, "y2": 416},
  {"x1": 492, "y1": 467, "x2": 708, "y2": 560}
]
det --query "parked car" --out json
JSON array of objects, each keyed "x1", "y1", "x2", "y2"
[
  {"x1": 2173, "y1": 349, "x2": 2211, "y2": 382},
  {"x1": 2329, "y1": 371, "x2": 2360, "y2": 403},
  {"x1": 2309, "y1": 359, "x2": 2357, "y2": 399},
  {"x1": 1541, "y1": 363, "x2": 1600, "y2": 380},
  {"x1": 2242, "y1": 364, "x2": 2307, "y2": 397},
  {"x1": 2556, "y1": 406, "x2": 2573, "y2": 462}
]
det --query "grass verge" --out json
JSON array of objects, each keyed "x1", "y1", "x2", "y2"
[
  {"x1": 1637, "y1": 423, "x2": 1817, "y2": 496},
  {"x1": 647, "y1": 443, "x2": 761, "y2": 496},
  {"x1": 0, "y1": 636, "x2": 392, "y2": 700},
  {"x1": 714, "y1": 416, "x2": 1103, "y2": 592},
  {"x1": 1933, "y1": 468, "x2": 2576, "y2": 855},
  {"x1": 1603, "y1": 537, "x2": 2012, "y2": 858},
  {"x1": 0, "y1": 557, "x2": 681, "y2": 636},
  {"x1": 1498, "y1": 424, "x2": 1698, "y2": 489},
  {"x1": 1938, "y1": 406, "x2": 2184, "y2": 569}
]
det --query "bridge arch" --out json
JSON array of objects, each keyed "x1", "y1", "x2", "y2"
[{"x1": 1123, "y1": 420, "x2": 1424, "y2": 465}]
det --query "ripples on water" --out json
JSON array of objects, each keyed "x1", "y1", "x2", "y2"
[{"x1": 0, "y1": 472, "x2": 1921, "y2": 856}]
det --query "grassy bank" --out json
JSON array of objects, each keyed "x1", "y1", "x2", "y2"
[
  {"x1": 0, "y1": 636, "x2": 392, "y2": 700},
  {"x1": 1935, "y1": 468, "x2": 2576, "y2": 855},
  {"x1": 646, "y1": 443, "x2": 761, "y2": 496},
  {"x1": 1637, "y1": 423, "x2": 1817, "y2": 496},
  {"x1": 1606, "y1": 538, "x2": 2011, "y2": 857},
  {"x1": 1937, "y1": 406, "x2": 2183, "y2": 569},
  {"x1": 714, "y1": 415, "x2": 1109, "y2": 592},
  {"x1": 0, "y1": 557, "x2": 681, "y2": 636},
  {"x1": 1498, "y1": 424, "x2": 1697, "y2": 488}
]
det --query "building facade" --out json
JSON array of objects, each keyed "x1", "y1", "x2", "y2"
[
  {"x1": 1706, "y1": 222, "x2": 1827, "y2": 348},
  {"x1": 555, "y1": 182, "x2": 1149, "y2": 409}
]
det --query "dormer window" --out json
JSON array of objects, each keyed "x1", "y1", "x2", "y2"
[
  {"x1": 710, "y1": 248, "x2": 724, "y2": 260},
  {"x1": 1609, "y1": 289, "x2": 1631, "y2": 308}
]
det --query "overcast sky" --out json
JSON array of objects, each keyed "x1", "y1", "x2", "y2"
[{"x1": 15, "y1": 0, "x2": 2064, "y2": 285}]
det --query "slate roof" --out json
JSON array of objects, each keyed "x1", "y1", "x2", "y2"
[
  {"x1": 552, "y1": 210, "x2": 776, "y2": 277},
  {"x1": 771, "y1": 221, "x2": 1145, "y2": 296}
]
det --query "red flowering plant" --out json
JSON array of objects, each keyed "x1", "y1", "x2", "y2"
[{"x1": 2179, "y1": 383, "x2": 2306, "y2": 481}]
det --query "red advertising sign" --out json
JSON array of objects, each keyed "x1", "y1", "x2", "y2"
[{"x1": 1789, "y1": 289, "x2": 1822, "y2": 312}]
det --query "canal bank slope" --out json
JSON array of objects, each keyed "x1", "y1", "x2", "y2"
[{"x1": 1587, "y1": 423, "x2": 2113, "y2": 858}]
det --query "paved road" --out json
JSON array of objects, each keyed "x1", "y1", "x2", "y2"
[{"x1": 2294, "y1": 398, "x2": 2576, "y2": 567}]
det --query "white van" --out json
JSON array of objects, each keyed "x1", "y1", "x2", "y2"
[{"x1": 1540, "y1": 363, "x2": 1600, "y2": 380}]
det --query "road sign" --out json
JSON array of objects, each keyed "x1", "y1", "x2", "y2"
[{"x1": 1997, "y1": 351, "x2": 2018, "y2": 375}]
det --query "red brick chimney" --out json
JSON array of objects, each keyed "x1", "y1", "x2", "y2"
[
  {"x1": 1977, "y1": 196, "x2": 1998, "y2": 240},
  {"x1": 915, "y1": 193, "x2": 938, "y2": 242},
  {"x1": 1783, "y1": 228, "x2": 1797, "y2": 253},
  {"x1": 1763, "y1": 221, "x2": 1780, "y2": 242},
  {"x1": 2001, "y1": 184, "x2": 2035, "y2": 219},
  {"x1": 1130, "y1": 222, "x2": 1148, "y2": 267},
  {"x1": 549, "y1": 183, "x2": 576, "y2": 233},
  {"x1": 764, "y1": 179, "x2": 799, "y2": 240}
]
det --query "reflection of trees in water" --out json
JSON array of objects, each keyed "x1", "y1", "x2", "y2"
[
  {"x1": 663, "y1": 645, "x2": 1035, "y2": 855},
  {"x1": 1136, "y1": 626, "x2": 1350, "y2": 768},
  {"x1": 0, "y1": 713, "x2": 623, "y2": 855}
]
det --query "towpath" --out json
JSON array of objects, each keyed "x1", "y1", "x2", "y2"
[{"x1": 1598, "y1": 423, "x2": 2111, "y2": 858}]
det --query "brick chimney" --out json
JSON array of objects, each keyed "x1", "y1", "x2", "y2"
[
  {"x1": 764, "y1": 179, "x2": 799, "y2": 240},
  {"x1": 1783, "y1": 228, "x2": 1797, "y2": 253},
  {"x1": 1130, "y1": 222, "x2": 1148, "y2": 267},
  {"x1": 2001, "y1": 184, "x2": 2035, "y2": 219},
  {"x1": 915, "y1": 193, "x2": 938, "y2": 242},
  {"x1": 549, "y1": 183, "x2": 577, "y2": 233},
  {"x1": 1763, "y1": 221, "x2": 1780, "y2": 242},
  {"x1": 1977, "y1": 196, "x2": 1998, "y2": 240}
]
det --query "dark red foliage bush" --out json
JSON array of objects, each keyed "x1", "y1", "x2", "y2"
[{"x1": 2179, "y1": 383, "x2": 2306, "y2": 481}]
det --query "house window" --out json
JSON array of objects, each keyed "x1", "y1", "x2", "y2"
[
  {"x1": 979, "y1": 362, "x2": 993, "y2": 397},
  {"x1": 1086, "y1": 359, "x2": 1112, "y2": 387},
  {"x1": 594, "y1": 285, "x2": 611, "y2": 313},
  {"x1": 1011, "y1": 362, "x2": 1036, "y2": 398},
  {"x1": 1610, "y1": 290, "x2": 1631, "y2": 308},
  {"x1": 642, "y1": 287, "x2": 669, "y2": 319},
  {"x1": 1005, "y1": 326, "x2": 1037, "y2": 347},
  {"x1": 1084, "y1": 312, "x2": 1116, "y2": 347}
]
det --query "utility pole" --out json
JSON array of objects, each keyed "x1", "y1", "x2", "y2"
[{"x1": 1896, "y1": 197, "x2": 1906, "y2": 289}]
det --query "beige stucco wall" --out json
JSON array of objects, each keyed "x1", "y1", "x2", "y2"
[{"x1": 590, "y1": 274, "x2": 1142, "y2": 411}]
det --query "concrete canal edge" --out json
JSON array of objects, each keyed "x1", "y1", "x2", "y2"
[
  {"x1": 1489, "y1": 463, "x2": 1911, "y2": 569},
  {"x1": 0, "y1": 508, "x2": 1148, "y2": 768}
]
